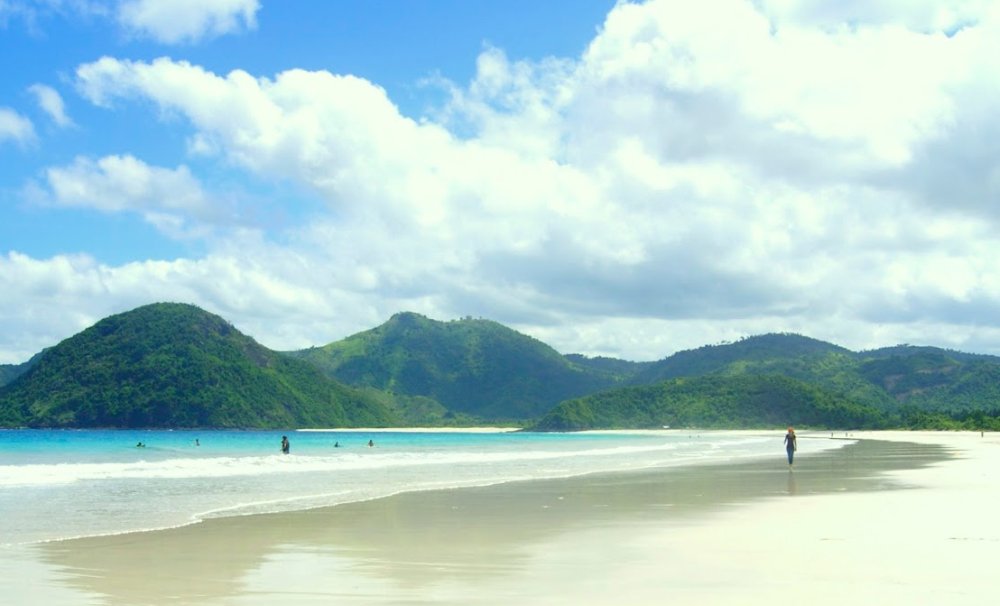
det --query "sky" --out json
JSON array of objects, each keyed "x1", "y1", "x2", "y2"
[{"x1": 2, "y1": 0, "x2": 1000, "y2": 365}]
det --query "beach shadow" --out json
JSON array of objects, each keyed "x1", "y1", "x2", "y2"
[{"x1": 38, "y1": 438, "x2": 948, "y2": 604}]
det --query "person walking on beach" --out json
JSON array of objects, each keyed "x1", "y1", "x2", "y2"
[
  {"x1": 784, "y1": 427, "x2": 797, "y2": 467},
  {"x1": 281, "y1": 435, "x2": 290, "y2": 454}
]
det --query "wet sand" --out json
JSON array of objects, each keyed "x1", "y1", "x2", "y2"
[{"x1": 5, "y1": 431, "x2": 996, "y2": 605}]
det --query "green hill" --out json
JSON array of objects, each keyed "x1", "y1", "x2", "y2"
[
  {"x1": 530, "y1": 336, "x2": 1000, "y2": 431},
  {"x1": 531, "y1": 374, "x2": 888, "y2": 431},
  {"x1": 0, "y1": 362, "x2": 28, "y2": 387},
  {"x1": 858, "y1": 350, "x2": 1000, "y2": 413},
  {"x1": 631, "y1": 333, "x2": 852, "y2": 384},
  {"x1": 861, "y1": 344, "x2": 999, "y2": 364},
  {"x1": 626, "y1": 334, "x2": 1000, "y2": 415},
  {"x1": 0, "y1": 351, "x2": 41, "y2": 387},
  {"x1": 5, "y1": 304, "x2": 1000, "y2": 430},
  {"x1": 564, "y1": 354, "x2": 649, "y2": 381},
  {"x1": 0, "y1": 303, "x2": 398, "y2": 429},
  {"x1": 288, "y1": 312, "x2": 624, "y2": 421}
]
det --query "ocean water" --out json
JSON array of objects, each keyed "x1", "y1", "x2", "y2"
[{"x1": 0, "y1": 428, "x2": 843, "y2": 546}]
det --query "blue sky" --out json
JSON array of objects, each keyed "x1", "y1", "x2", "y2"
[
  {"x1": 3, "y1": 0, "x2": 1000, "y2": 364},
  {"x1": 1, "y1": 1, "x2": 613, "y2": 263}
]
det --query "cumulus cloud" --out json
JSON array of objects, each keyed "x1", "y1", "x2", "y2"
[
  {"x1": 35, "y1": 154, "x2": 236, "y2": 239},
  {"x1": 0, "y1": 107, "x2": 36, "y2": 145},
  {"x1": 3, "y1": 0, "x2": 996, "y2": 364},
  {"x1": 573, "y1": 0, "x2": 978, "y2": 170},
  {"x1": 28, "y1": 83, "x2": 73, "y2": 127},
  {"x1": 0, "y1": 243, "x2": 403, "y2": 363},
  {"x1": 116, "y1": 0, "x2": 259, "y2": 44}
]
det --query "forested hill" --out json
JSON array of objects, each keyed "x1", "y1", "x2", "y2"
[
  {"x1": 533, "y1": 335, "x2": 1000, "y2": 430},
  {"x1": 288, "y1": 312, "x2": 630, "y2": 420},
  {"x1": 5, "y1": 304, "x2": 1000, "y2": 430},
  {"x1": 564, "y1": 354, "x2": 652, "y2": 378},
  {"x1": 0, "y1": 359, "x2": 32, "y2": 387},
  {"x1": 631, "y1": 333, "x2": 852, "y2": 384},
  {"x1": 861, "y1": 344, "x2": 1000, "y2": 363},
  {"x1": 0, "y1": 303, "x2": 397, "y2": 428},
  {"x1": 531, "y1": 374, "x2": 887, "y2": 431},
  {"x1": 633, "y1": 334, "x2": 1000, "y2": 415}
]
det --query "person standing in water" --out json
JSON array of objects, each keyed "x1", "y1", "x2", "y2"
[
  {"x1": 784, "y1": 427, "x2": 797, "y2": 467},
  {"x1": 281, "y1": 435, "x2": 290, "y2": 454}
]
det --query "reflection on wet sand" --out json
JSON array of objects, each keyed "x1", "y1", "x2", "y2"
[{"x1": 38, "y1": 439, "x2": 947, "y2": 604}]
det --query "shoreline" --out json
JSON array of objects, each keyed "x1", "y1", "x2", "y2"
[
  {"x1": 6, "y1": 430, "x2": 990, "y2": 604},
  {"x1": 4, "y1": 428, "x2": 830, "y2": 549},
  {"x1": 3, "y1": 428, "x2": 850, "y2": 549},
  {"x1": 297, "y1": 426, "x2": 521, "y2": 433}
]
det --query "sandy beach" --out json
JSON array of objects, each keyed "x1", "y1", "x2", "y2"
[{"x1": 4, "y1": 431, "x2": 997, "y2": 605}]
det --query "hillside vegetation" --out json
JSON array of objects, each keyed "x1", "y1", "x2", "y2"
[
  {"x1": 0, "y1": 303, "x2": 396, "y2": 428},
  {"x1": 4, "y1": 305, "x2": 1000, "y2": 430},
  {"x1": 533, "y1": 335, "x2": 1000, "y2": 431},
  {"x1": 531, "y1": 374, "x2": 887, "y2": 431},
  {"x1": 289, "y1": 312, "x2": 631, "y2": 421},
  {"x1": 0, "y1": 363, "x2": 26, "y2": 387},
  {"x1": 0, "y1": 353, "x2": 38, "y2": 387},
  {"x1": 631, "y1": 333, "x2": 851, "y2": 384}
]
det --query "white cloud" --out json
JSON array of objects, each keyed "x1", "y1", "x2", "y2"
[
  {"x1": 0, "y1": 246, "x2": 389, "y2": 363},
  {"x1": 36, "y1": 154, "x2": 234, "y2": 239},
  {"x1": 0, "y1": 0, "x2": 110, "y2": 32},
  {"x1": 0, "y1": 106, "x2": 35, "y2": 145},
  {"x1": 4, "y1": 0, "x2": 994, "y2": 364},
  {"x1": 757, "y1": 0, "x2": 997, "y2": 32},
  {"x1": 28, "y1": 83, "x2": 73, "y2": 127},
  {"x1": 574, "y1": 0, "x2": 974, "y2": 169},
  {"x1": 43, "y1": 155, "x2": 205, "y2": 212},
  {"x1": 116, "y1": 0, "x2": 259, "y2": 44}
]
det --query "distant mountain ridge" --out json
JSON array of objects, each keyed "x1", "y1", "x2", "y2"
[
  {"x1": 630, "y1": 333, "x2": 851, "y2": 384},
  {"x1": 0, "y1": 355, "x2": 36, "y2": 387},
  {"x1": 535, "y1": 334, "x2": 1000, "y2": 430},
  {"x1": 647, "y1": 334, "x2": 1000, "y2": 413}
]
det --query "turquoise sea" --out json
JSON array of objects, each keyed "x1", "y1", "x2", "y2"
[{"x1": 0, "y1": 428, "x2": 843, "y2": 546}]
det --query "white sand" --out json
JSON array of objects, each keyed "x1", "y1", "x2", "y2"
[
  {"x1": 511, "y1": 431, "x2": 1000, "y2": 605},
  {"x1": 318, "y1": 430, "x2": 994, "y2": 606}
]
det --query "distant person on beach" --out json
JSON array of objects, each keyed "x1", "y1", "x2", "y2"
[
  {"x1": 334, "y1": 441, "x2": 340, "y2": 447},
  {"x1": 281, "y1": 435, "x2": 290, "y2": 454},
  {"x1": 368, "y1": 439, "x2": 374, "y2": 448},
  {"x1": 784, "y1": 427, "x2": 797, "y2": 467}
]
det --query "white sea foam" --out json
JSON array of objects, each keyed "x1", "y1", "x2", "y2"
[{"x1": 0, "y1": 439, "x2": 762, "y2": 487}]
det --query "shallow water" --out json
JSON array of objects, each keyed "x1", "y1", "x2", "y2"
[{"x1": 0, "y1": 428, "x2": 841, "y2": 545}]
